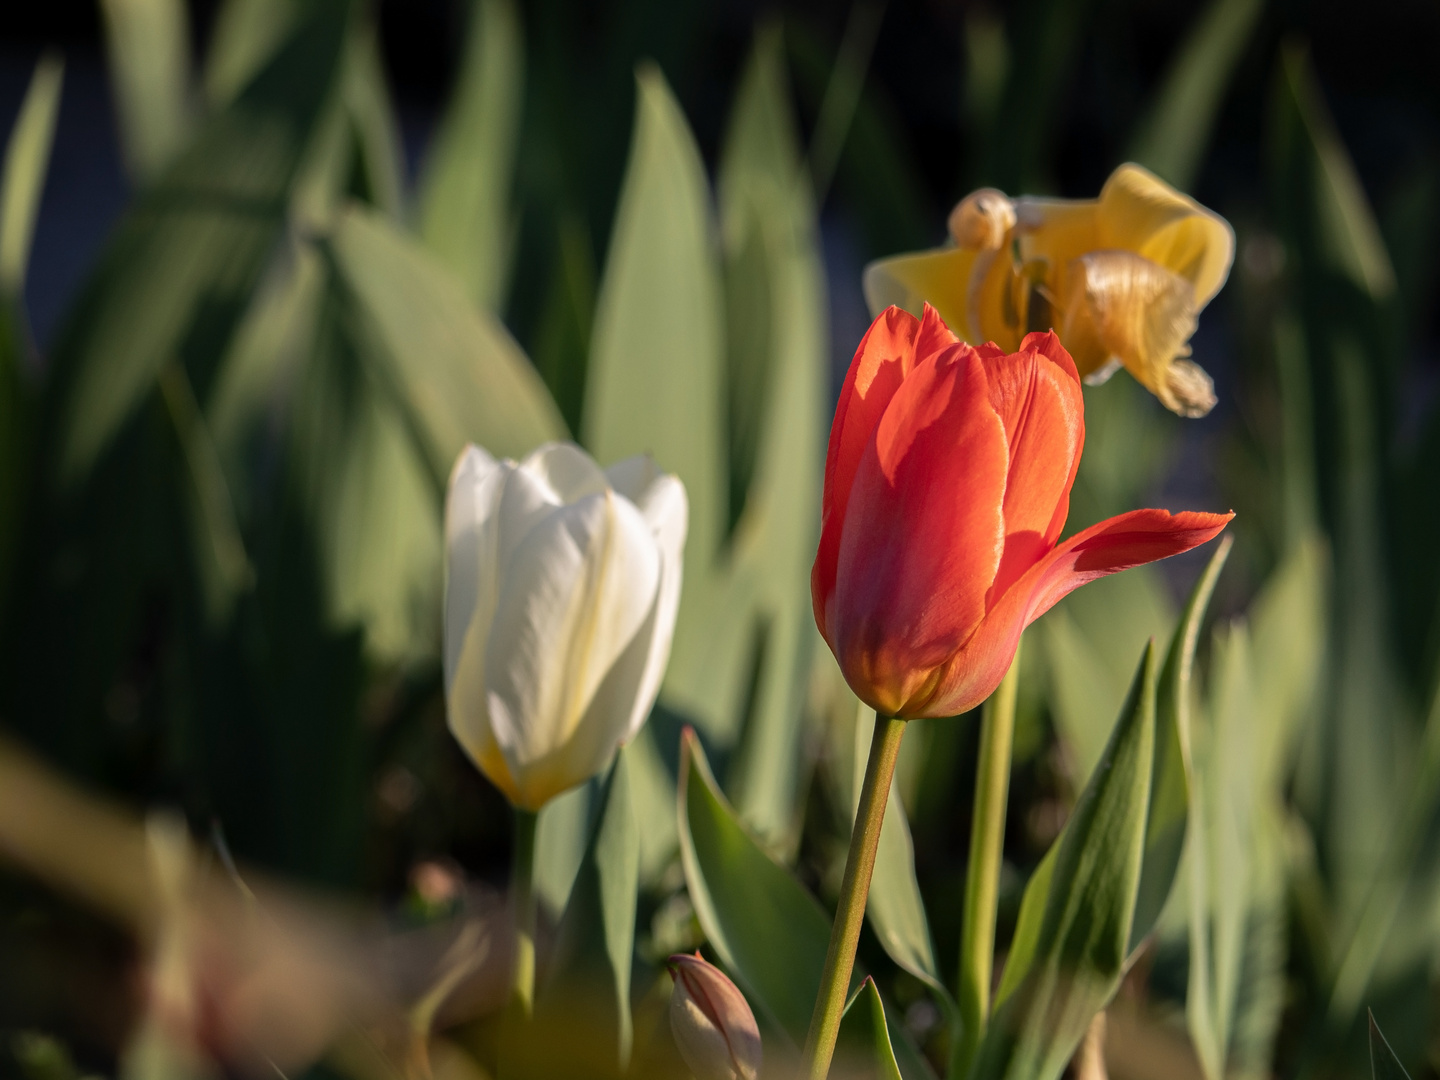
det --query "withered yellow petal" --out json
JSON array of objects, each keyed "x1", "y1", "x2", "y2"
[
  {"x1": 1059, "y1": 249, "x2": 1216, "y2": 417},
  {"x1": 1096, "y1": 163, "x2": 1234, "y2": 306}
]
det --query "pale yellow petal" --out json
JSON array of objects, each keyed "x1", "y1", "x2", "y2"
[
  {"x1": 862, "y1": 247, "x2": 978, "y2": 340},
  {"x1": 1096, "y1": 163, "x2": 1234, "y2": 306},
  {"x1": 1059, "y1": 249, "x2": 1216, "y2": 417}
]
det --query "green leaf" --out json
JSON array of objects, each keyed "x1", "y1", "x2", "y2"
[
  {"x1": 157, "y1": 363, "x2": 253, "y2": 623},
  {"x1": 533, "y1": 778, "x2": 597, "y2": 918},
  {"x1": 204, "y1": 0, "x2": 304, "y2": 107},
  {"x1": 52, "y1": 1, "x2": 351, "y2": 488},
  {"x1": 678, "y1": 730, "x2": 935, "y2": 1077},
  {"x1": 1369, "y1": 1012, "x2": 1413, "y2": 1080},
  {"x1": 285, "y1": 267, "x2": 444, "y2": 663},
  {"x1": 711, "y1": 28, "x2": 827, "y2": 843},
  {"x1": 326, "y1": 202, "x2": 567, "y2": 476},
  {"x1": 1128, "y1": 0, "x2": 1263, "y2": 189},
  {"x1": 536, "y1": 746, "x2": 640, "y2": 1072},
  {"x1": 415, "y1": 0, "x2": 523, "y2": 311},
  {"x1": 1131, "y1": 534, "x2": 1232, "y2": 951},
  {"x1": 99, "y1": 0, "x2": 195, "y2": 182},
  {"x1": 583, "y1": 66, "x2": 731, "y2": 736},
  {"x1": 1187, "y1": 620, "x2": 1287, "y2": 1080},
  {"x1": 341, "y1": 24, "x2": 404, "y2": 217},
  {"x1": 0, "y1": 52, "x2": 63, "y2": 298},
  {"x1": 1041, "y1": 566, "x2": 1173, "y2": 787},
  {"x1": 837, "y1": 977, "x2": 905, "y2": 1080},
  {"x1": 978, "y1": 642, "x2": 1157, "y2": 1080},
  {"x1": 1273, "y1": 45, "x2": 1396, "y2": 300},
  {"x1": 676, "y1": 727, "x2": 836, "y2": 1046}
]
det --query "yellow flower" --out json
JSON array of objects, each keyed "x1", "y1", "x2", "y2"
[{"x1": 863, "y1": 163, "x2": 1235, "y2": 417}]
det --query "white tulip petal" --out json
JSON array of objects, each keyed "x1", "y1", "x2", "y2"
[
  {"x1": 443, "y1": 445, "x2": 511, "y2": 792},
  {"x1": 484, "y1": 489, "x2": 662, "y2": 808},
  {"x1": 522, "y1": 441, "x2": 611, "y2": 504},
  {"x1": 606, "y1": 460, "x2": 688, "y2": 742}
]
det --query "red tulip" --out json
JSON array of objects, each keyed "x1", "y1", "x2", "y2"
[{"x1": 812, "y1": 304, "x2": 1232, "y2": 719}]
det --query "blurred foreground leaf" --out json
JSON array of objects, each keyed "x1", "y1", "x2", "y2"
[{"x1": 0, "y1": 53, "x2": 62, "y2": 299}]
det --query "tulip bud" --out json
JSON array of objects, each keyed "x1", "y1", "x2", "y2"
[
  {"x1": 667, "y1": 953, "x2": 762, "y2": 1080},
  {"x1": 443, "y1": 442, "x2": 687, "y2": 810},
  {"x1": 948, "y1": 188, "x2": 1016, "y2": 251}
]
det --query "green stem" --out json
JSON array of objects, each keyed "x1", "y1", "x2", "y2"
[
  {"x1": 803, "y1": 713, "x2": 907, "y2": 1080},
  {"x1": 954, "y1": 638, "x2": 1023, "y2": 1078},
  {"x1": 511, "y1": 807, "x2": 538, "y2": 1017}
]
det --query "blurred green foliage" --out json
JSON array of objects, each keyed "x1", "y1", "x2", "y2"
[{"x1": 1, "y1": 0, "x2": 1439, "y2": 1078}]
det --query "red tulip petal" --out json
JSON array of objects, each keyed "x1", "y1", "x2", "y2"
[
  {"x1": 909, "y1": 507, "x2": 1233, "y2": 718},
  {"x1": 980, "y1": 330, "x2": 1085, "y2": 603},
  {"x1": 813, "y1": 305, "x2": 959, "y2": 632},
  {"x1": 828, "y1": 344, "x2": 1009, "y2": 716}
]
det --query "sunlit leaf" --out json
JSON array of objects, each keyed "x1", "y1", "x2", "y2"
[
  {"x1": 1131, "y1": 534, "x2": 1232, "y2": 951},
  {"x1": 326, "y1": 201, "x2": 567, "y2": 476},
  {"x1": 416, "y1": 0, "x2": 523, "y2": 311},
  {"x1": 677, "y1": 727, "x2": 835, "y2": 1045},
  {"x1": 979, "y1": 642, "x2": 1157, "y2": 1080},
  {"x1": 677, "y1": 730, "x2": 933, "y2": 1077}
]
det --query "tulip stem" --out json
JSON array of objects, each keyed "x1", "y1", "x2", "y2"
[
  {"x1": 803, "y1": 712, "x2": 907, "y2": 1080},
  {"x1": 954, "y1": 637, "x2": 1023, "y2": 1078},
  {"x1": 511, "y1": 807, "x2": 538, "y2": 1017}
]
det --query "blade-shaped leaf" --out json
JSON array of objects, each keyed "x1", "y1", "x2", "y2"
[
  {"x1": 836, "y1": 977, "x2": 904, "y2": 1080},
  {"x1": 0, "y1": 52, "x2": 63, "y2": 298},
  {"x1": 677, "y1": 729, "x2": 934, "y2": 1078},
  {"x1": 676, "y1": 727, "x2": 835, "y2": 1046},
  {"x1": 52, "y1": 0, "x2": 351, "y2": 487},
  {"x1": 1131, "y1": 534, "x2": 1232, "y2": 951},
  {"x1": 532, "y1": 778, "x2": 597, "y2": 918},
  {"x1": 536, "y1": 747, "x2": 639, "y2": 1072},
  {"x1": 978, "y1": 642, "x2": 1158, "y2": 1080},
  {"x1": 100, "y1": 0, "x2": 195, "y2": 182},
  {"x1": 326, "y1": 201, "x2": 567, "y2": 475},
  {"x1": 1369, "y1": 1012, "x2": 1413, "y2": 1080},
  {"x1": 416, "y1": 0, "x2": 523, "y2": 311},
  {"x1": 1273, "y1": 45, "x2": 1396, "y2": 301},
  {"x1": 1128, "y1": 0, "x2": 1263, "y2": 189}
]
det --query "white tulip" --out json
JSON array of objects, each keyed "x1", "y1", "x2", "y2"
[{"x1": 443, "y1": 441, "x2": 687, "y2": 810}]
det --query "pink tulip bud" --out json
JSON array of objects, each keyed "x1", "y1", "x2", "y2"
[{"x1": 667, "y1": 952, "x2": 762, "y2": 1080}]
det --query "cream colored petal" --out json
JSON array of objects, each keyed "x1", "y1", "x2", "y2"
[
  {"x1": 947, "y1": 188, "x2": 1016, "y2": 250},
  {"x1": 605, "y1": 456, "x2": 688, "y2": 742},
  {"x1": 1060, "y1": 249, "x2": 1216, "y2": 417},
  {"x1": 1096, "y1": 163, "x2": 1235, "y2": 306},
  {"x1": 443, "y1": 445, "x2": 514, "y2": 797},
  {"x1": 862, "y1": 247, "x2": 979, "y2": 340},
  {"x1": 484, "y1": 489, "x2": 662, "y2": 809},
  {"x1": 519, "y1": 440, "x2": 611, "y2": 504}
]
